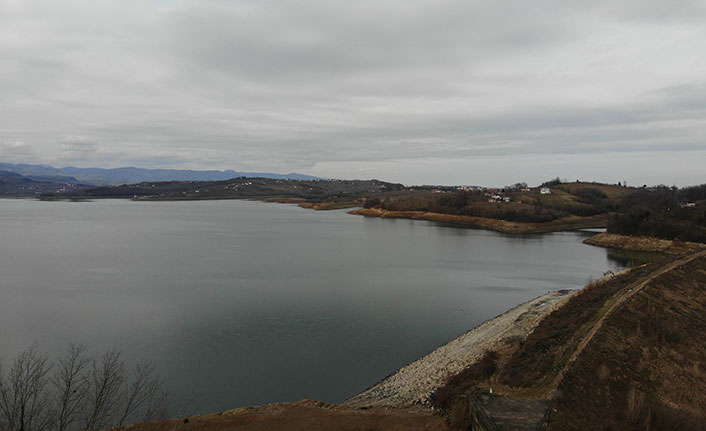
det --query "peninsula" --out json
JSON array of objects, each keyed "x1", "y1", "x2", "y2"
[
  {"x1": 8, "y1": 175, "x2": 654, "y2": 234},
  {"x1": 27, "y1": 175, "x2": 706, "y2": 238}
]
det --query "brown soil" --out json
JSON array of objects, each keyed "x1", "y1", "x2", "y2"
[
  {"x1": 112, "y1": 400, "x2": 448, "y2": 431},
  {"x1": 348, "y1": 208, "x2": 607, "y2": 234},
  {"x1": 584, "y1": 232, "x2": 706, "y2": 254}
]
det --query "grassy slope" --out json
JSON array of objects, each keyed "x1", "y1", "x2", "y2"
[
  {"x1": 547, "y1": 255, "x2": 706, "y2": 430},
  {"x1": 555, "y1": 182, "x2": 633, "y2": 199},
  {"x1": 496, "y1": 269, "x2": 640, "y2": 390},
  {"x1": 431, "y1": 251, "x2": 706, "y2": 429}
]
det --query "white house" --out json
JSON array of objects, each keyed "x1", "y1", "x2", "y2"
[{"x1": 540, "y1": 187, "x2": 551, "y2": 195}]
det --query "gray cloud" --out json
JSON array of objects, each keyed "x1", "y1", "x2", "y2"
[
  {"x1": 1, "y1": 0, "x2": 705, "y2": 185},
  {"x1": 60, "y1": 136, "x2": 97, "y2": 153},
  {"x1": 0, "y1": 140, "x2": 36, "y2": 158}
]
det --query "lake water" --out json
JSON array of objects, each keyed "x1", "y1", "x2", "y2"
[{"x1": 0, "y1": 199, "x2": 626, "y2": 413}]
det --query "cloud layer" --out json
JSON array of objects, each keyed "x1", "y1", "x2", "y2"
[{"x1": 1, "y1": 0, "x2": 705, "y2": 185}]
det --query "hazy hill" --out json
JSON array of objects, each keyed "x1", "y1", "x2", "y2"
[
  {"x1": 54, "y1": 177, "x2": 406, "y2": 203},
  {"x1": 0, "y1": 170, "x2": 89, "y2": 195},
  {"x1": 0, "y1": 162, "x2": 322, "y2": 186},
  {"x1": 0, "y1": 170, "x2": 27, "y2": 181}
]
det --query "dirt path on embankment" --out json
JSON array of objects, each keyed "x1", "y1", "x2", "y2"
[
  {"x1": 344, "y1": 289, "x2": 578, "y2": 407},
  {"x1": 546, "y1": 249, "x2": 706, "y2": 391}
]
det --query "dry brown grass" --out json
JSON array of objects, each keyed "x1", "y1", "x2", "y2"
[
  {"x1": 420, "y1": 251, "x2": 706, "y2": 430},
  {"x1": 547, "y1": 255, "x2": 706, "y2": 430},
  {"x1": 496, "y1": 268, "x2": 648, "y2": 389},
  {"x1": 556, "y1": 182, "x2": 634, "y2": 200}
]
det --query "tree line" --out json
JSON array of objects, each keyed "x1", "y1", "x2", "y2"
[{"x1": 608, "y1": 184, "x2": 706, "y2": 243}]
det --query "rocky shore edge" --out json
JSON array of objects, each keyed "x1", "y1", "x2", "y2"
[{"x1": 344, "y1": 289, "x2": 580, "y2": 408}]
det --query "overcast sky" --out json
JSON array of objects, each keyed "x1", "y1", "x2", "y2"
[{"x1": 1, "y1": 0, "x2": 705, "y2": 186}]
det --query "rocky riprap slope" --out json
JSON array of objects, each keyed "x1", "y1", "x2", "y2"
[{"x1": 345, "y1": 289, "x2": 577, "y2": 407}]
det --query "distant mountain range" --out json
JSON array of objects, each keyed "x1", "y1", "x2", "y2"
[
  {"x1": 0, "y1": 162, "x2": 322, "y2": 186},
  {"x1": 0, "y1": 169, "x2": 89, "y2": 195}
]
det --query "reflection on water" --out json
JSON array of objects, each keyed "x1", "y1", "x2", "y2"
[{"x1": 1, "y1": 199, "x2": 627, "y2": 413}]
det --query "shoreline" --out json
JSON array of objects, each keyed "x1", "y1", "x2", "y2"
[
  {"x1": 16, "y1": 196, "x2": 694, "y2": 253},
  {"x1": 16, "y1": 195, "x2": 609, "y2": 235},
  {"x1": 348, "y1": 208, "x2": 608, "y2": 234},
  {"x1": 345, "y1": 262, "x2": 638, "y2": 408},
  {"x1": 344, "y1": 289, "x2": 580, "y2": 407},
  {"x1": 261, "y1": 197, "x2": 361, "y2": 210}
]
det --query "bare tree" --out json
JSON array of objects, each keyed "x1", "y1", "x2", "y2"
[
  {"x1": 2, "y1": 345, "x2": 169, "y2": 431},
  {"x1": 82, "y1": 349, "x2": 125, "y2": 431},
  {"x1": 115, "y1": 363, "x2": 161, "y2": 427},
  {"x1": 0, "y1": 346, "x2": 53, "y2": 431},
  {"x1": 51, "y1": 344, "x2": 89, "y2": 431},
  {"x1": 140, "y1": 387, "x2": 170, "y2": 424}
]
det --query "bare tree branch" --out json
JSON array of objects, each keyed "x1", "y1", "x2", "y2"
[
  {"x1": 51, "y1": 344, "x2": 89, "y2": 431},
  {"x1": 0, "y1": 345, "x2": 53, "y2": 431},
  {"x1": 115, "y1": 363, "x2": 161, "y2": 427},
  {"x1": 82, "y1": 349, "x2": 124, "y2": 431},
  {"x1": 2, "y1": 345, "x2": 169, "y2": 431}
]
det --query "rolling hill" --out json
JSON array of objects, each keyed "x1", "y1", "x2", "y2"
[{"x1": 0, "y1": 162, "x2": 322, "y2": 186}]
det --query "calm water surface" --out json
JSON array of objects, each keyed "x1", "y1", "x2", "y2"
[{"x1": 1, "y1": 199, "x2": 625, "y2": 413}]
